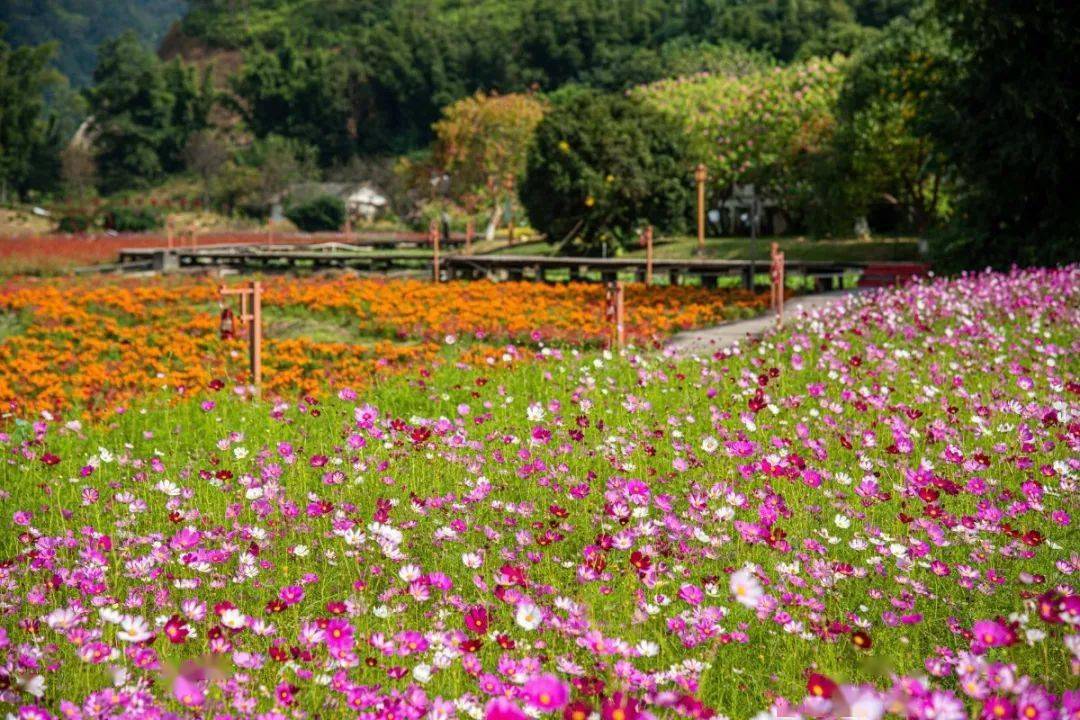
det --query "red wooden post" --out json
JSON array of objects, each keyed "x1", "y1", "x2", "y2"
[
  {"x1": 770, "y1": 242, "x2": 785, "y2": 327},
  {"x1": 504, "y1": 175, "x2": 515, "y2": 244},
  {"x1": 644, "y1": 226, "x2": 654, "y2": 286},
  {"x1": 219, "y1": 281, "x2": 263, "y2": 392},
  {"x1": 250, "y1": 281, "x2": 262, "y2": 392},
  {"x1": 694, "y1": 164, "x2": 707, "y2": 254},
  {"x1": 166, "y1": 216, "x2": 175, "y2": 250},
  {"x1": 605, "y1": 281, "x2": 626, "y2": 350},
  {"x1": 430, "y1": 219, "x2": 441, "y2": 283},
  {"x1": 465, "y1": 218, "x2": 474, "y2": 255}
]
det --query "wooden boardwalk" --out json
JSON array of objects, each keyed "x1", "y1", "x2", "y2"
[{"x1": 116, "y1": 243, "x2": 924, "y2": 290}]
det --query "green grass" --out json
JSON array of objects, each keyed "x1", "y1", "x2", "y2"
[{"x1": 484, "y1": 235, "x2": 923, "y2": 262}]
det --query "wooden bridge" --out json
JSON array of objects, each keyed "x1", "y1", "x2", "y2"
[{"x1": 116, "y1": 243, "x2": 925, "y2": 289}]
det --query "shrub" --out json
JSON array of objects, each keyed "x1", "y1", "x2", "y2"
[
  {"x1": 286, "y1": 195, "x2": 346, "y2": 232},
  {"x1": 520, "y1": 91, "x2": 690, "y2": 251},
  {"x1": 103, "y1": 206, "x2": 163, "y2": 233},
  {"x1": 56, "y1": 213, "x2": 94, "y2": 234}
]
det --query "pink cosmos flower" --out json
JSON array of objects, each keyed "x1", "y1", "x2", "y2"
[
  {"x1": 486, "y1": 698, "x2": 528, "y2": 720},
  {"x1": 523, "y1": 674, "x2": 569, "y2": 712}
]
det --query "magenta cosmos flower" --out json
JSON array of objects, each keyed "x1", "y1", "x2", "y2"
[{"x1": 523, "y1": 674, "x2": 570, "y2": 712}]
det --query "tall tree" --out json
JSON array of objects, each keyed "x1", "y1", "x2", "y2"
[
  {"x1": 930, "y1": 0, "x2": 1080, "y2": 267},
  {"x1": 231, "y1": 38, "x2": 353, "y2": 166},
  {"x1": 86, "y1": 32, "x2": 175, "y2": 193},
  {"x1": 812, "y1": 12, "x2": 953, "y2": 234},
  {"x1": 0, "y1": 24, "x2": 61, "y2": 201}
]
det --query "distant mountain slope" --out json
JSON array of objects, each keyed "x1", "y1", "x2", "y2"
[{"x1": 0, "y1": 0, "x2": 188, "y2": 86}]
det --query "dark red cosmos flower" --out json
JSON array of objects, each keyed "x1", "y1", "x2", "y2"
[
  {"x1": 496, "y1": 634, "x2": 515, "y2": 649},
  {"x1": 630, "y1": 551, "x2": 651, "y2": 574},
  {"x1": 806, "y1": 672, "x2": 838, "y2": 699},
  {"x1": 208, "y1": 378, "x2": 225, "y2": 391},
  {"x1": 1036, "y1": 592, "x2": 1061, "y2": 623},
  {"x1": 41, "y1": 453, "x2": 61, "y2": 466},
  {"x1": 460, "y1": 638, "x2": 482, "y2": 653},
  {"x1": 564, "y1": 701, "x2": 593, "y2": 720},
  {"x1": 163, "y1": 615, "x2": 189, "y2": 644},
  {"x1": 851, "y1": 630, "x2": 872, "y2": 650}
]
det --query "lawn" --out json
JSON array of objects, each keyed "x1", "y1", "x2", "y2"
[
  {"x1": 0, "y1": 266, "x2": 1076, "y2": 720},
  {"x1": 482, "y1": 236, "x2": 923, "y2": 263}
]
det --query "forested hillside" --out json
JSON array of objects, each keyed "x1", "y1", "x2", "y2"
[
  {"x1": 173, "y1": 0, "x2": 914, "y2": 155},
  {"x1": 0, "y1": 0, "x2": 187, "y2": 87}
]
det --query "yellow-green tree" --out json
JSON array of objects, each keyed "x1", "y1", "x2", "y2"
[{"x1": 432, "y1": 92, "x2": 548, "y2": 209}]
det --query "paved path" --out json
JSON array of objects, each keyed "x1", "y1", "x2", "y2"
[{"x1": 666, "y1": 290, "x2": 862, "y2": 354}]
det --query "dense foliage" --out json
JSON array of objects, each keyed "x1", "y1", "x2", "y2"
[
  {"x1": 176, "y1": 0, "x2": 912, "y2": 159},
  {"x1": 87, "y1": 32, "x2": 214, "y2": 194},
  {"x1": 520, "y1": 92, "x2": 690, "y2": 250},
  {"x1": 927, "y1": 0, "x2": 1080, "y2": 269},
  {"x1": 0, "y1": 0, "x2": 186, "y2": 87},
  {"x1": 810, "y1": 11, "x2": 954, "y2": 234},
  {"x1": 432, "y1": 93, "x2": 548, "y2": 209},
  {"x1": 636, "y1": 58, "x2": 844, "y2": 223},
  {"x1": 0, "y1": 25, "x2": 62, "y2": 201},
  {"x1": 285, "y1": 194, "x2": 346, "y2": 233}
]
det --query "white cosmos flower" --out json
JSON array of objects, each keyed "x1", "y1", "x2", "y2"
[
  {"x1": 221, "y1": 608, "x2": 247, "y2": 629},
  {"x1": 462, "y1": 552, "x2": 483, "y2": 569},
  {"x1": 730, "y1": 567, "x2": 763, "y2": 609},
  {"x1": 834, "y1": 514, "x2": 851, "y2": 529},
  {"x1": 413, "y1": 663, "x2": 433, "y2": 683},
  {"x1": 515, "y1": 603, "x2": 542, "y2": 631},
  {"x1": 700, "y1": 436, "x2": 719, "y2": 454},
  {"x1": 635, "y1": 640, "x2": 659, "y2": 657},
  {"x1": 526, "y1": 403, "x2": 546, "y2": 422},
  {"x1": 117, "y1": 615, "x2": 152, "y2": 642},
  {"x1": 399, "y1": 564, "x2": 421, "y2": 582},
  {"x1": 99, "y1": 607, "x2": 124, "y2": 624}
]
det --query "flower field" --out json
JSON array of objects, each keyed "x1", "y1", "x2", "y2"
[
  {"x1": 0, "y1": 234, "x2": 332, "y2": 276},
  {"x1": 0, "y1": 276, "x2": 768, "y2": 418},
  {"x1": 0, "y1": 266, "x2": 1076, "y2": 720}
]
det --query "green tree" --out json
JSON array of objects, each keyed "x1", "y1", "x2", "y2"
[
  {"x1": 160, "y1": 61, "x2": 215, "y2": 174},
  {"x1": 0, "y1": 25, "x2": 61, "y2": 201},
  {"x1": 811, "y1": 12, "x2": 953, "y2": 234},
  {"x1": 86, "y1": 32, "x2": 175, "y2": 193},
  {"x1": 231, "y1": 38, "x2": 353, "y2": 166},
  {"x1": 432, "y1": 92, "x2": 548, "y2": 207},
  {"x1": 929, "y1": 0, "x2": 1080, "y2": 268},
  {"x1": 521, "y1": 91, "x2": 690, "y2": 250}
]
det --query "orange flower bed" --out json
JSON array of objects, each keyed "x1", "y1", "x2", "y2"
[{"x1": 0, "y1": 275, "x2": 767, "y2": 417}]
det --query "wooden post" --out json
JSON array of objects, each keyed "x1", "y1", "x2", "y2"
[
  {"x1": 166, "y1": 216, "x2": 175, "y2": 250},
  {"x1": 250, "y1": 281, "x2": 262, "y2": 392},
  {"x1": 644, "y1": 225, "x2": 654, "y2": 286},
  {"x1": 770, "y1": 242, "x2": 785, "y2": 327},
  {"x1": 465, "y1": 218, "x2": 474, "y2": 255},
  {"x1": 504, "y1": 175, "x2": 515, "y2": 244},
  {"x1": 344, "y1": 213, "x2": 353, "y2": 244},
  {"x1": 694, "y1": 164, "x2": 707, "y2": 254},
  {"x1": 605, "y1": 281, "x2": 625, "y2": 350},
  {"x1": 219, "y1": 282, "x2": 263, "y2": 392},
  {"x1": 430, "y1": 219, "x2": 441, "y2": 282}
]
